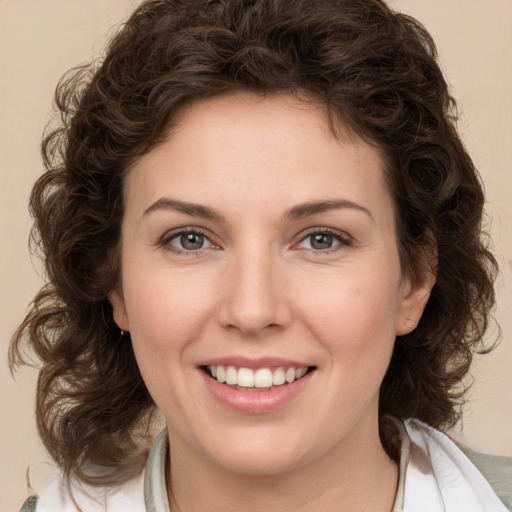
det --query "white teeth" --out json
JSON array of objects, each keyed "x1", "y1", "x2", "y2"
[
  {"x1": 226, "y1": 366, "x2": 237, "y2": 385},
  {"x1": 216, "y1": 365, "x2": 226, "y2": 383},
  {"x1": 296, "y1": 367, "x2": 307, "y2": 379},
  {"x1": 272, "y1": 367, "x2": 286, "y2": 385},
  {"x1": 285, "y1": 367, "x2": 296, "y2": 383},
  {"x1": 254, "y1": 368, "x2": 273, "y2": 388},
  {"x1": 207, "y1": 365, "x2": 309, "y2": 388},
  {"x1": 237, "y1": 367, "x2": 255, "y2": 387}
]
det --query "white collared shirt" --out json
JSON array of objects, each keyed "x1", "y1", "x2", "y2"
[{"x1": 34, "y1": 419, "x2": 509, "y2": 511}]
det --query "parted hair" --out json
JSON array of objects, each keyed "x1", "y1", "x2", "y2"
[{"x1": 10, "y1": 0, "x2": 497, "y2": 485}]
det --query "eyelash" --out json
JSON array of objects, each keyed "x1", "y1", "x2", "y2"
[
  {"x1": 160, "y1": 227, "x2": 216, "y2": 255},
  {"x1": 159, "y1": 227, "x2": 353, "y2": 255},
  {"x1": 295, "y1": 228, "x2": 353, "y2": 254}
]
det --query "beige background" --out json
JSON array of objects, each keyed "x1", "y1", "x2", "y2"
[{"x1": 1, "y1": 0, "x2": 511, "y2": 510}]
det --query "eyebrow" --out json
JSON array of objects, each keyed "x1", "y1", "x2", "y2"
[
  {"x1": 285, "y1": 199, "x2": 373, "y2": 221},
  {"x1": 144, "y1": 197, "x2": 373, "y2": 222},
  {"x1": 144, "y1": 198, "x2": 227, "y2": 222}
]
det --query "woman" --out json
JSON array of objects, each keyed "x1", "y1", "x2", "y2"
[{"x1": 10, "y1": 0, "x2": 510, "y2": 510}]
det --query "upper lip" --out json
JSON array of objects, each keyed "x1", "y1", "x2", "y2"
[{"x1": 197, "y1": 356, "x2": 313, "y2": 370}]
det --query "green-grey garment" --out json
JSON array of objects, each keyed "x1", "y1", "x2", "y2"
[
  {"x1": 19, "y1": 495, "x2": 38, "y2": 512},
  {"x1": 455, "y1": 442, "x2": 512, "y2": 511}
]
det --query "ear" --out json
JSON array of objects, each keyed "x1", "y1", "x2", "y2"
[
  {"x1": 396, "y1": 244, "x2": 437, "y2": 336},
  {"x1": 108, "y1": 288, "x2": 130, "y2": 331}
]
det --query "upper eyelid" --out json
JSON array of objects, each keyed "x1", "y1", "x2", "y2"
[
  {"x1": 162, "y1": 226, "x2": 212, "y2": 241},
  {"x1": 290, "y1": 228, "x2": 354, "y2": 254},
  {"x1": 296, "y1": 227, "x2": 353, "y2": 242},
  {"x1": 159, "y1": 227, "x2": 219, "y2": 251},
  {"x1": 158, "y1": 226, "x2": 353, "y2": 250},
  {"x1": 158, "y1": 229, "x2": 218, "y2": 257}
]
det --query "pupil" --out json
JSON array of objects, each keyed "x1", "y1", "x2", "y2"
[
  {"x1": 311, "y1": 233, "x2": 332, "y2": 250},
  {"x1": 181, "y1": 233, "x2": 203, "y2": 250}
]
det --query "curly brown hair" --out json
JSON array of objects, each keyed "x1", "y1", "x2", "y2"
[{"x1": 10, "y1": 0, "x2": 497, "y2": 486}]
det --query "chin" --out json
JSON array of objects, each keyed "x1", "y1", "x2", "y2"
[{"x1": 192, "y1": 424, "x2": 322, "y2": 477}]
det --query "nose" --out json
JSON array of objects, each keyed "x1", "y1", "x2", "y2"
[{"x1": 216, "y1": 249, "x2": 292, "y2": 337}]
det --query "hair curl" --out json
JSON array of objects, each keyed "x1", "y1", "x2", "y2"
[{"x1": 10, "y1": 0, "x2": 498, "y2": 485}]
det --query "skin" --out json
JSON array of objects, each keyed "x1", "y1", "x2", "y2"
[{"x1": 110, "y1": 92, "x2": 435, "y2": 511}]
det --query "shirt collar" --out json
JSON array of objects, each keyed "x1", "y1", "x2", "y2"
[{"x1": 143, "y1": 419, "x2": 507, "y2": 512}]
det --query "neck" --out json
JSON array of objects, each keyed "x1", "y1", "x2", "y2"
[{"x1": 166, "y1": 418, "x2": 399, "y2": 512}]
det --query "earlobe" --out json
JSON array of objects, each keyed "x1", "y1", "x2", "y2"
[
  {"x1": 396, "y1": 245, "x2": 437, "y2": 336},
  {"x1": 108, "y1": 289, "x2": 130, "y2": 331}
]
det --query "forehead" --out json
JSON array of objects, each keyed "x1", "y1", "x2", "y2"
[{"x1": 124, "y1": 91, "x2": 393, "y2": 222}]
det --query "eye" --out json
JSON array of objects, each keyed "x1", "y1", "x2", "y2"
[
  {"x1": 296, "y1": 230, "x2": 351, "y2": 252},
  {"x1": 166, "y1": 230, "x2": 213, "y2": 251}
]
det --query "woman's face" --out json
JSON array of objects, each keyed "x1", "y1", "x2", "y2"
[{"x1": 110, "y1": 92, "x2": 432, "y2": 475}]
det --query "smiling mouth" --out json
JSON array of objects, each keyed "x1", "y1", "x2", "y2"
[{"x1": 202, "y1": 365, "x2": 316, "y2": 390}]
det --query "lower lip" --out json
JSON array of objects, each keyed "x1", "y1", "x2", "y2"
[{"x1": 200, "y1": 369, "x2": 313, "y2": 414}]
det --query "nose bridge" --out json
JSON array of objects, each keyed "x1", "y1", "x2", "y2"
[{"x1": 217, "y1": 240, "x2": 290, "y2": 335}]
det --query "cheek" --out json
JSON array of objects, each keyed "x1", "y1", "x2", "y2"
[
  {"x1": 298, "y1": 267, "x2": 402, "y2": 368},
  {"x1": 303, "y1": 269, "x2": 401, "y2": 330},
  {"x1": 120, "y1": 263, "x2": 216, "y2": 372},
  {"x1": 121, "y1": 271, "x2": 212, "y2": 415},
  {"x1": 124, "y1": 258, "x2": 213, "y2": 324}
]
